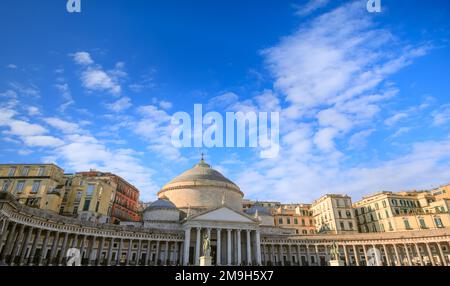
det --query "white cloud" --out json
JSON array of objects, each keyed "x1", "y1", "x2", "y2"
[
  {"x1": 432, "y1": 105, "x2": 450, "y2": 126},
  {"x1": 5, "y1": 120, "x2": 47, "y2": 137},
  {"x1": 159, "y1": 100, "x2": 172, "y2": 110},
  {"x1": 23, "y1": 135, "x2": 65, "y2": 147},
  {"x1": 44, "y1": 117, "x2": 82, "y2": 134},
  {"x1": 55, "y1": 83, "x2": 75, "y2": 112},
  {"x1": 27, "y1": 106, "x2": 41, "y2": 116},
  {"x1": 6, "y1": 64, "x2": 17, "y2": 69},
  {"x1": 296, "y1": 0, "x2": 330, "y2": 16},
  {"x1": 105, "y1": 97, "x2": 132, "y2": 112},
  {"x1": 384, "y1": 113, "x2": 408, "y2": 126},
  {"x1": 232, "y1": 1, "x2": 436, "y2": 203},
  {"x1": 72, "y1": 52, "x2": 94, "y2": 65},
  {"x1": 81, "y1": 68, "x2": 121, "y2": 95}
]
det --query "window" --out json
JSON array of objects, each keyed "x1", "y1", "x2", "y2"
[
  {"x1": 15, "y1": 181, "x2": 25, "y2": 194},
  {"x1": 388, "y1": 222, "x2": 393, "y2": 231},
  {"x1": 382, "y1": 200, "x2": 387, "y2": 208},
  {"x1": 1, "y1": 181, "x2": 10, "y2": 192},
  {"x1": 434, "y1": 217, "x2": 444, "y2": 228},
  {"x1": 83, "y1": 199, "x2": 91, "y2": 211},
  {"x1": 349, "y1": 222, "x2": 353, "y2": 230},
  {"x1": 75, "y1": 191, "x2": 82, "y2": 202},
  {"x1": 346, "y1": 211, "x2": 351, "y2": 218},
  {"x1": 278, "y1": 218, "x2": 283, "y2": 224},
  {"x1": 340, "y1": 222, "x2": 345, "y2": 230},
  {"x1": 419, "y1": 218, "x2": 427, "y2": 229},
  {"x1": 37, "y1": 167, "x2": 45, "y2": 176},
  {"x1": 31, "y1": 181, "x2": 41, "y2": 193},
  {"x1": 287, "y1": 218, "x2": 291, "y2": 225},
  {"x1": 294, "y1": 218, "x2": 298, "y2": 224},
  {"x1": 301, "y1": 219, "x2": 305, "y2": 226},
  {"x1": 7, "y1": 167, "x2": 16, "y2": 176},
  {"x1": 380, "y1": 223, "x2": 385, "y2": 232},
  {"x1": 95, "y1": 201, "x2": 100, "y2": 212},
  {"x1": 21, "y1": 167, "x2": 30, "y2": 176},
  {"x1": 86, "y1": 184, "x2": 95, "y2": 197},
  {"x1": 403, "y1": 219, "x2": 411, "y2": 230}
]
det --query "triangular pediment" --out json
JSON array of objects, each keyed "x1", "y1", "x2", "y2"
[{"x1": 189, "y1": 207, "x2": 256, "y2": 223}]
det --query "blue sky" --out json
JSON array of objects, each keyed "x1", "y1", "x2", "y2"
[{"x1": 1, "y1": 0, "x2": 450, "y2": 202}]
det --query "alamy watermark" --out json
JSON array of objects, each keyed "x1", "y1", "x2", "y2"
[
  {"x1": 367, "y1": 0, "x2": 381, "y2": 13},
  {"x1": 66, "y1": 0, "x2": 81, "y2": 13},
  {"x1": 171, "y1": 104, "x2": 280, "y2": 159}
]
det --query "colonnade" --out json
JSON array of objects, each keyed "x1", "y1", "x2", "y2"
[
  {"x1": 0, "y1": 219, "x2": 183, "y2": 266},
  {"x1": 261, "y1": 241, "x2": 450, "y2": 266},
  {"x1": 183, "y1": 227, "x2": 262, "y2": 266}
]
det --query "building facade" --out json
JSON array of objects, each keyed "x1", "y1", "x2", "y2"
[
  {"x1": 0, "y1": 159, "x2": 449, "y2": 266},
  {"x1": 311, "y1": 194, "x2": 358, "y2": 234},
  {"x1": 0, "y1": 164, "x2": 65, "y2": 213},
  {"x1": 353, "y1": 191, "x2": 450, "y2": 233}
]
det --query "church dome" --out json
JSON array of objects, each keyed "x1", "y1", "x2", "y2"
[
  {"x1": 157, "y1": 157, "x2": 244, "y2": 213},
  {"x1": 167, "y1": 159, "x2": 238, "y2": 186},
  {"x1": 144, "y1": 198, "x2": 177, "y2": 211}
]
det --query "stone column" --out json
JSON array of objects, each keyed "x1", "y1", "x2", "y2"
[
  {"x1": 343, "y1": 245, "x2": 349, "y2": 266},
  {"x1": 287, "y1": 244, "x2": 293, "y2": 266},
  {"x1": 314, "y1": 245, "x2": 319, "y2": 266},
  {"x1": 236, "y1": 230, "x2": 241, "y2": 265},
  {"x1": 246, "y1": 230, "x2": 251, "y2": 265},
  {"x1": 0, "y1": 220, "x2": 10, "y2": 254},
  {"x1": 183, "y1": 228, "x2": 191, "y2": 266},
  {"x1": 404, "y1": 244, "x2": 412, "y2": 266},
  {"x1": 280, "y1": 245, "x2": 285, "y2": 266},
  {"x1": 48, "y1": 232, "x2": 60, "y2": 266},
  {"x1": 195, "y1": 227, "x2": 201, "y2": 265},
  {"x1": 136, "y1": 240, "x2": 142, "y2": 266},
  {"x1": 305, "y1": 245, "x2": 311, "y2": 266},
  {"x1": 10, "y1": 224, "x2": 25, "y2": 265},
  {"x1": 106, "y1": 238, "x2": 114, "y2": 266},
  {"x1": 352, "y1": 245, "x2": 360, "y2": 266},
  {"x1": 393, "y1": 244, "x2": 401, "y2": 266},
  {"x1": 58, "y1": 232, "x2": 69, "y2": 266},
  {"x1": 155, "y1": 241, "x2": 160, "y2": 265},
  {"x1": 414, "y1": 243, "x2": 423, "y2": 266},
  {"x1": 116, "y1": 238, "x2": 123, "y2": 265},
  {"x1": 28, "y1": 228, "x2": 42, "y2": 265},
  {"x1": 0, "y1": 222, "x2": 16, "y2": 264},
  {"x1": 79, "y1": 235, "x2": 87, "y2": 265},
  {"x1": 146, "y1": 240, "x2": 152, "y2": 266},
  {"x1": 425, "y1": 243, "x2": 435, "y2": 266},
  {"x1": 436, "y1": 242, "x2": 448, "y2": 266},
  {"x1": 255, "y1": 230, "x2": 261, "y2": 265},
  {"x1": 126, "y1": 239, "x2": 133, "y2": 266},
  {"x1": 87, "y1": 236, "x2": 96, "y2": 266},
  {"x1": 96, "y1": 237, "x2": 105, "y2": 266},
  {"x1": 38, "y1": 230, "x2": 51, "y2": 266},
  {"x1": 297, "y1": 245, "x2": 302, "y2": 266},
  {"x1": 227, "y1": 229, "x2": 232, "y2": 265},
  {"x1": 363, "y1": 245, "x2": 369, "y2": 266},
  {"x1": 216, "y1": 229, "x2": 221, "y2": 266},
  {"x1": 178, "y1": 242, "x2": 184, "y2": 265},
  {"x1": 383, "y1": 244, "x2": 391, "y2": 266},
  {"x1": 164, "y1": 241, "x2": 169, "y2": 265},
  {"x1": 18, "y1": 227, "x2": 33, "y2": 265}
]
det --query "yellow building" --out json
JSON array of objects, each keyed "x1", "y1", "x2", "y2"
[
  {"x1": 60, "y1": 172, "x2": 116, "y2": 223},
  {"x1": 273, "y1": 204, "x2": 316, "y2": 235},
  {"x1": 311, "y1": 194, "x2": 358, "y2": 234},
  {"x1": 0, "y1": 164, "x2": 65, "y2": 212},
  {"x1": 353, "y1": 191, "x2": 450, "y2": 233}
]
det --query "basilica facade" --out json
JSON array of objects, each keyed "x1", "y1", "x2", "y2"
[{"x1": 0, "y1": 159, "x2": 449, "y2": 266}]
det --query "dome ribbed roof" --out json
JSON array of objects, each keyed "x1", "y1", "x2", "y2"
[
  {"x1": 145, "y1": 198, "x2": 177, "y2": 211},
  {"x1": 246, "y1": 205, "x2": 271, "y2": 216},
  {"x1": 166, "y1": 158, "x2": 237, "y2": 187}
]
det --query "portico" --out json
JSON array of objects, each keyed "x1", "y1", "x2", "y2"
[{"x1": 182, "y1": 206, "x2": 261, "y2": 266}]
